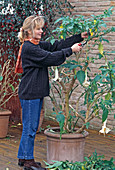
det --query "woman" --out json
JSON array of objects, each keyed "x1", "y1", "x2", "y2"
[{"x1": 16, "y1": 15, "x2": 88, "y2": 170}]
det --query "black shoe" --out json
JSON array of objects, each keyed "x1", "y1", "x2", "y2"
[
  {"x1": 18, "y1": 159, "x2": 41, "y2": 167},
  {"x1": 23, "y1": 159, "x2": 46, "y2": 170},
  {"x1": 18, "y1": 159, "x2": 25, "y2": 166}
]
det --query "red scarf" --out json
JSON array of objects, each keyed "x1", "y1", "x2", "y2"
[{"x1": 15, "y1": 38, "x2": 39, "y2": 73}]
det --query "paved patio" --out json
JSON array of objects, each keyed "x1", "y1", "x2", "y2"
[{"x1": 0, "y1": 118, "x2": 115, "y2": 170}]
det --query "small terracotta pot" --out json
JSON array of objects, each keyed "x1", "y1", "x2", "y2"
[
  {"x1": 0, "y1": 110, "x2": 12, "y2": 138},
  {"x1": 44, "y1": 127, "x2": 89, "y2": 163}
]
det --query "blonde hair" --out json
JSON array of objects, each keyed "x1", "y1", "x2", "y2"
[{"x1": 18, "y1": 15, "x2": 44, "y2": 43}]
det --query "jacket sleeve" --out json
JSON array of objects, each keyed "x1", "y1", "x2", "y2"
[
  {"x1": 22, "y1": 43, "x2": 72, "y2": 67},
  {"x1": 40, "y1": 34, "x2": 84, "y2": 52}
]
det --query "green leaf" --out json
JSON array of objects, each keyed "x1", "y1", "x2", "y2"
[
  {"x1": 98, "y1": 43, "x2": 103, "y2": 55},
  {"x1": 76, "y1": 70, "x2": 85, "y2": 84},
  {"x1": 105, "y1": 93, "x2": 111, "y2": 100},
  {"x1": 50, "y1": 39, "x2": 56, "y2": 45},
  {"x1": 52, "y1": 112, "x2": 57, "y2": 115},
  {"x1": 98, "y1": 53, "x2": 104, "y2": 59},
  {"x1": 102, "y1": 38, "x2": 109, "y2": 43},
  {"x1": 9, "y1": 84, "x2": 15, "y2": 92},
  {"x1": 84, "y1": 122, "x2": 90, "y2": 129},
  {"x1": 102, "y1": 107, "x2": 108, "y2": 122},
  {"x1": 0, "y1": 76, "x2": 3, "y2": 81},
  {"x1": 112, "y1": 91, "x2": 115, "y2": 103},
  {"x1": 94, "y1": 75, "x2": 101, "y2": 82},
  {"x1": 56, "y1": 113, "x2": 65, "y2": 138},
  {"x1": 84, "y1": 93, "x2": 87, "y2": 105},
  {"x1": 80, "y1": 110, "x2": 86, "y2": 118},
  {"x1": 47, "y1": 161, "x2": 62, "y2": 168}
]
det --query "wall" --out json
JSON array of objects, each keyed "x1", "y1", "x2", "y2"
[
  {"x1": 45, "y1": 0, "x2": 115, "y2": 134},
  {"x1": 68, "y1": 0, "x2": 115, "y2": 133}
]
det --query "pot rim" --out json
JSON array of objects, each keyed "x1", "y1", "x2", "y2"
[
  {"x1": 44, "y1": 127, "x2": 89, "y2": 139},
  {"x1": 0, "y1": 110, "x2": 12, "y2": 116}
]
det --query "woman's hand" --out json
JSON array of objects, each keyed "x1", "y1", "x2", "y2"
[
  {"x1": 71, "y1": 43, "x2": 82, "y2": 53},
  {"x1": 81, "y1": 32, "x2": 88, "y2": 39}
]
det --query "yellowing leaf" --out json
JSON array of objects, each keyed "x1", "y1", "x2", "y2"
[
  {"x1": 60, "y1": 35, "x2": 63, "y2": 39},
  {"x1": 60, "y1": 24, "x2": 63, "y2": 29},
  {"x1": 95, "y1": 28, "x2": 97, "y2": 32},
  {"x1": 91, "y1": 32, "x2": 93, "y2": 36},
  {"x1": 74, "y1": 69, "x2": 76, "y2": 75},
  {"x1": 11, "y1": 125, "x2": 17, "y2": 127},
  {"x1": 17, "y1": 123, "x2": 22, "y2": 126},
  {"x1": 82, "y1": 166, "x2": 85, "y2": 170},
  {"x1": 60, "y1": 24, "x2": 63, "y2": 39},
  {"x1": 94, "y1": 20, "x2": 97, "y2": 24},
  {"x1": 6, "y1": 162, "x2": 11, "y2": 164},
  {"x1": 98, "y1": 43, "x2": 103, "y2": 55},
  {"x1": 89, "y1": 29, "x2": 93, "y2": 36},
  {"x1": 105, "y1": 93, "x2": 111, "y2": 100},
  {"x1": 95, "y1": 110, "x2": 99, "y2": 116}
]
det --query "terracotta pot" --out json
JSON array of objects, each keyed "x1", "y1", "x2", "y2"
[
  {"x1": 44, "y1": 127, "x2": 89, "y2": 163},
  {"x1": 0, "y1": 110, "x2": 12, "y2": 138}
]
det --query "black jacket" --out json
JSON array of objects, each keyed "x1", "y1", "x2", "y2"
[{"x1": 18, "y1": 34, "x2": 83, "y2": 99}]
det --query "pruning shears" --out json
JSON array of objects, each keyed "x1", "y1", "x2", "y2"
[{"x1": 78, "y1": 40, "x2": 88, "y2": 47}]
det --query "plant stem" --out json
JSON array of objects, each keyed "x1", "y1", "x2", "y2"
[
  {"x1": 64, "y1": 91, "x2": 69, "y2": 130},
  {"x1": 69, "y1": 104, "x2": 85, "y2": 122}
]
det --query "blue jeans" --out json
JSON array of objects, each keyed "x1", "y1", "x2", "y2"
[{"x1": 17, "y1": 98, "x2": 43, "y2": 160}]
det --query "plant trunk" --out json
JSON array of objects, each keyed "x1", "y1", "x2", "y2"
[{"x1": 64, "y1": 92, "x2": 69, "y2": 130}]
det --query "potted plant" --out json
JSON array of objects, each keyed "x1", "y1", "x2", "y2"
[
  {"x1": 44, "y1": 7, "x2": 115, "y2": 163},
  {"x1": 45, "y1": 151, "x2": 115, "y2": 169},
  {"x1": 0, "y1": 59, "x2": 19, "y2": 138},
  {"x1": 45, "y1": 151, "x2": 115, "y2": 170}
]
